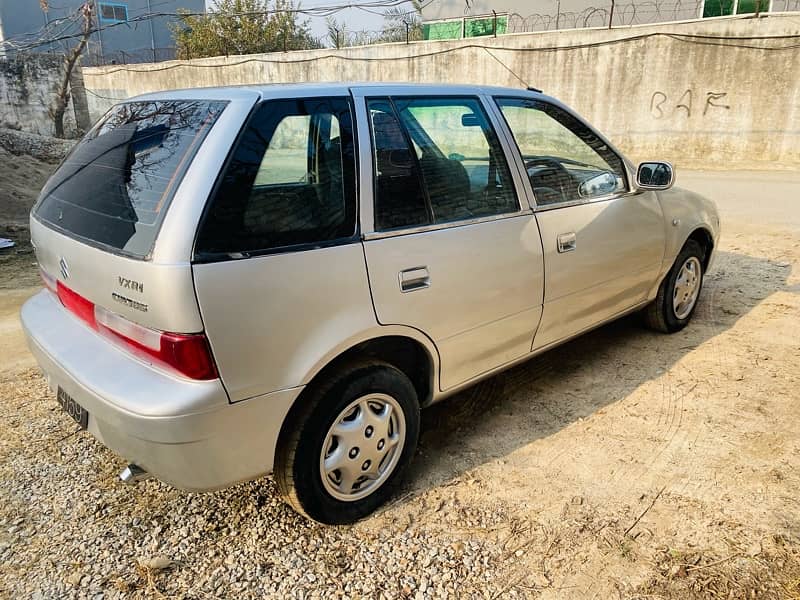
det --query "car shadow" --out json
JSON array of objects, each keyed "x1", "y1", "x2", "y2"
[{"x1": 407, "y1": 249, "x2": 795, "y2": 492}]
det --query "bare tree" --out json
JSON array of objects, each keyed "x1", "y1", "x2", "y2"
[{"x1": 49, "y1": 1, "x2": 93, "y2": 138}]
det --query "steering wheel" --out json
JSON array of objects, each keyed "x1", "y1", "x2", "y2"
[{"x1": 524, "y1": 157, "x2": 573, "y2": 204}]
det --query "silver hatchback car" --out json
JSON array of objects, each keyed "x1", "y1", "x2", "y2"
[{"x1": 22, "y1": 83, "x2": 719, "y2": 524}]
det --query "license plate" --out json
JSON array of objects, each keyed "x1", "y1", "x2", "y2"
[{"x1": 57, "y1": 387, "x2": 88, "y2": 430}]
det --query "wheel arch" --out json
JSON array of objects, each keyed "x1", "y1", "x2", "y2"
[
  {"x1": 686, "y1": 226, "x2": 715, "y2": 271},
  {"x1": 649, "y1": 220, "x2": 717, "y2": 301},
  {"x1": 304, "y1": 332, "x2": 437, "y2": 407},
  {"x1": 276, "y1": 328, "x2": 439, "y2": 459}
]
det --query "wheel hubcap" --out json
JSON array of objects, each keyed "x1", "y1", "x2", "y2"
[
  {"x1": 319, "y1": 393, "x2": 405, "y2": 502},
  {"x1": 672, "y1": 256, "x2": 702, "y2": 320}
]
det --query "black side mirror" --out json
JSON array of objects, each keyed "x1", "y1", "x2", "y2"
[{"x1": 636, "y1": 161, "x2": 675, "y2": 190}]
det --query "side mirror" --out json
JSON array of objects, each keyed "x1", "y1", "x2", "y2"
[{"x1": 636, "y1": 161, "x2": 675, "y2": 190}]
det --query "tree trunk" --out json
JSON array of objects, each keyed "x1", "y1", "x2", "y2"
[{"x1": 50, "y1": 2, "x2": 93, "y2": 138}]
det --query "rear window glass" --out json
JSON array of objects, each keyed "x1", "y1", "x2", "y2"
[{"x1": 34, "y1": 99, "x2": 227, "y2": 258}]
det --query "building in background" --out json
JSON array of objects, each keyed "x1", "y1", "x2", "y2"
[
  {"x1": 0, "y1": 0, "x2": 205, "y2": 64},
  {"x1": 420, "y1": 0, "x2": 800, "y2": 39}
]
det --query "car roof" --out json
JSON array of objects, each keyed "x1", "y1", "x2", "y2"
[{"x1": 131, "y1": 82, "x2": 544, "y2": 103}]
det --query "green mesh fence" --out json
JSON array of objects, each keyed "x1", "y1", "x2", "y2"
[
  {"x1": 423, "y1": 15, "x2": 508, "y2": 40},
  {"x1": 702, "y1": 0, "x2": 735, "y2": 16},
  {"x1": 464, "y1": 15, "x2": 508, "y2": 37},
  {"x1": 422, "y1": 20, "x2": 463, "y2": 40},
  {"x1": 735, "y1": 0, "x2": 768, "y2": 12}
]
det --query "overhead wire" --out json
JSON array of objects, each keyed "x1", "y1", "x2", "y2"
[
  {"x1": 0, "y1": 0, "x2": 426, "y2": 51},
  {"x1": 3, "y1": 0, "x2": 798, "y2": 59}
]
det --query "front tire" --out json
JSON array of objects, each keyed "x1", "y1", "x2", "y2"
[
  {"x1": 644, "y1": 239, "x2": 705, "y2": 333},
  {"x1": 274, "y1": 360, "x2": 420, "y2": 525}
]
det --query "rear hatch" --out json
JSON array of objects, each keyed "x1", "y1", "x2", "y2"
[{"x1": 30, "y1": 92, "x2": 257, "y2": 380}]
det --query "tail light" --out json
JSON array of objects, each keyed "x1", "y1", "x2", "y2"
[{"x1": 43, "y1": 269, "x2": 218, "y2": 381}]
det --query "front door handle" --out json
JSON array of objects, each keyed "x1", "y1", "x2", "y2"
[
  {"x1": 557, "y1": 232, "x2": 577, "y2": 253},
  {"x1": 399, "y1": 266, "x2": 430, "y2": 292}
]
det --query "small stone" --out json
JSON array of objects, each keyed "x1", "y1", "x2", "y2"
[
  {"x1": 668, "y1": 564, "x2": 687, "y2": 578},
  {"x1": 139, "y1": 555, "x2": 174, "y2": 571}
]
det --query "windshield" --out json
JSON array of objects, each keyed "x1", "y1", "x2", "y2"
[{"x1": 34, "y1": 99, "x2": 227, "y2": 258}]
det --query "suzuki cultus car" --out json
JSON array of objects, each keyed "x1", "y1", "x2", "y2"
[{"x1": 22, "y1": 83, "x2": 719, "y2": 524}]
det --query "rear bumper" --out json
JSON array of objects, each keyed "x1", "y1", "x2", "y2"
[{"x1": 21, "y1": 290, "x2": 301, "y2": 491}]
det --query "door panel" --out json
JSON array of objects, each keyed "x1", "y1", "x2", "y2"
[
  {"x1": 533, "y1": 192, "x2": 665, "y2": 349},
  {"x1": 491, "y1": 95, "x2": 666, "y2": 349},
  {"x1": 364, "y1": 215, "x2": 544, "y2": 390}
]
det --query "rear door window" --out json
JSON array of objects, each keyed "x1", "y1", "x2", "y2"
[
  {"x1": 34, "y1": 100, "x2": 227, "y2": 258},
  {"x1": 194, "y1": 97, "x2": 357, "y2": 258},
  {"x1": 368, "y1": 96, "x2": 519, "y2": 232}
]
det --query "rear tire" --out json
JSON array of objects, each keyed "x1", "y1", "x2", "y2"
[
  {"x1": 274, "y1": 360, "x2": 420, "y2": 525},
  {"x1": 644, "y1": 239, "x2": 705, "y2": 333}
]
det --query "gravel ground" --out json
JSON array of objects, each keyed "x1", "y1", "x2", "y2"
[
  {"x1": 1, "y1": 169, "x2": 799, "y2": 598},
  {"x1": 0, "y1": 367, "x2": 521, "y2": 598}
]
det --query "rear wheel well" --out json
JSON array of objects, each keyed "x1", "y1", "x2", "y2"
[
  {"x1": 687, "y1": 227, "x2": 714, "y2": 271},
  {"x1": 276, "y1": 336, "x2": 434, "y2": 454},
  {"x1": 321, "y1": 336, "x2": 433, "y2": 406}
]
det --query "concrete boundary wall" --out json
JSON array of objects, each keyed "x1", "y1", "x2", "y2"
[
  {"x1": 0, "y1": 54, "x2": 91, "y2": 138},
  {"x1": 83, "y1": 14, "x2": 800, "y2": 169}
]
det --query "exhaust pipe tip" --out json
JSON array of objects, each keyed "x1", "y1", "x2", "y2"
[{"x1": 120, "y1": 464, "x2": 151, "y2": 485}]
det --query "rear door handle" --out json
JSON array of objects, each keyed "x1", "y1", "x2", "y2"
[
  {"x1": 557, "y1": 232, "x2": 577, "y2": 253},
  {"x1": 399, "y1": 267, "x2": 430, "y2": 292}
]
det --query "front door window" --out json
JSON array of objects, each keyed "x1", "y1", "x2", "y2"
[{"x1": 495, "y1": 98, "x2": 627, "y2": 207}]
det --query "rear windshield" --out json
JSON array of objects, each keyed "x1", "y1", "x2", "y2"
[{"x1": 34, "y1": 99, "x2": 227, "y2": 258}]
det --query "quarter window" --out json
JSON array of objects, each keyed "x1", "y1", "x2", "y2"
[
  {"x1": 368, "y1": 96, "x2": 519, "y2": 231},
  {"x1": 195, "y1": 98, "x2": 357, "y2": 257},
  {"x1": 495, "y1": 98, "x2": 627, "y2": 207}
]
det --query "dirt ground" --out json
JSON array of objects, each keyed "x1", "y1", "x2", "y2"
[
  {"x1": 0, "y1": 147, "x2": 55, "y2": 290},
  {"x1": 0, "y1": 157, "x2": 798, "y2": 598}
]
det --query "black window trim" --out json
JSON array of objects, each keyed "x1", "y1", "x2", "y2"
[
  {"x1": 492, "y1": 95, "x2": 634, "y2": 213},
  {"x1": 192, "y1": 96, "x2": 361, "y2": 264},
  {"x1": 364, "y1": 93, "x2": 527, "y2": 238}
]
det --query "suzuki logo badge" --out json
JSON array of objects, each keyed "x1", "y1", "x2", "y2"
[{"x1": 59, "y1": 257, "x2": 69, "y2": 280}]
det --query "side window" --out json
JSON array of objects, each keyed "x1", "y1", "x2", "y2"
[
  {"x1": 367, "y1": 99, "x2": 431, "y2": 231},
  {"x1": 368, "y1": 96, "x2": 519, "y2": 232},
  {"x1": 255, "y1": 115, "x2": 312, "y2": 185},
  {"x1": 495, "y1": 97, "x2": 627, "y2": 207},
  {"x1": 396, "y1": 98, "x2": 519, "y2": 224},
  {"x1": 195, "y1": 98, "x2": 357, "y2": 257}
]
